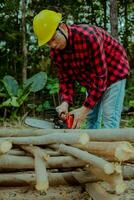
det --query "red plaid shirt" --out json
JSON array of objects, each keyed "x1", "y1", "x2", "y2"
[{"x1": 50, "y1": 25, "x2": 129, "y2": 109}]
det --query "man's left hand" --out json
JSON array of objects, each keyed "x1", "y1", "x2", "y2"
[{"x1": 70, "y1": 106, "x2": 90, "y2": 129}]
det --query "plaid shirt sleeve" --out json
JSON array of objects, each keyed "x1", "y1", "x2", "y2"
[
  {"x1": 83, "y1": 35, "x2": 107, "y2": 109},
  {"x1": 58, "y1": 66, "x2": 75, "y2": 105}
]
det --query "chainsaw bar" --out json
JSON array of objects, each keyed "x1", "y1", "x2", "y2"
[{"x1": 24, "y1": 117, "x2": 54, "y2": 129}]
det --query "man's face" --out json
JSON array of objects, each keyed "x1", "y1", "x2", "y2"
[{"x1": 47, "y1": 28, "x2": 67, "y2": 50}]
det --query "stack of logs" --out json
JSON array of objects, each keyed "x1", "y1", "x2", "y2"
[{"x1": 0, "y1": 128, "x2": 134, "y2": 200}]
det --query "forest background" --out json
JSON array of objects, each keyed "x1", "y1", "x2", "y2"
[{"x1": 0, "y1": 0, "x2": 134, "y2": 127}]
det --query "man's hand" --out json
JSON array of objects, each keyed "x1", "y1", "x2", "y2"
[
  {"x1": 56, "y1": 102, "x2": 69, "y2": 120},
  {"x1": 70, "y1": 106, "x2": 90, "y2": 129}
]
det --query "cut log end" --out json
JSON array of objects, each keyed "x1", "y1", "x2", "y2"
[
  {"x1": 115, "y1": 145, "x2": 134, "y2": 161},
  {"x1": 78, "y1": 134, "x2": 89, "y2": 145},
  {"x1": 0, "y1": 141, "x2": 12, "y2": 154},
  {"x1": 104, "y1": 163, "x2": 115, "y2": 175},
  {"x1": 114, "y1": 164, "x2": 122, "y2": 174},
  {"x1": 35, "y1": 182, "x2": 49, "y2": 192},
  {"x1": 115, "y1": 182, "x2": 126, "y2": 194}
]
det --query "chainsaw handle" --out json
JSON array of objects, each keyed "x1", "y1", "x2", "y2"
[
  {"x1": 58, "y1": 111, "x2": 74, "y2": 129},
  {"x1": 65, "y1": 114, "x2": 74, "y2": 129}
]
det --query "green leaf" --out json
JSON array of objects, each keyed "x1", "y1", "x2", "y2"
[
  {"x1": 23, "y1": 72, "x2": 47, "y2": 92},
  {"x1": 0, "y1": 96, "x2": 19, "y2": 107},
  {"x1": 3, "y1": 75, "x2": 19, "y2": 96},
  {"x1": 129, "y1": 100, "x2": 134, "y2": 107}
]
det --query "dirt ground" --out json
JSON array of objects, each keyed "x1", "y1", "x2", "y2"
[{"x1": 0, "y1": 180, "x2": 134, "y2": 200}]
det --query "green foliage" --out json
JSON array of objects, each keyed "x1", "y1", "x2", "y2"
[
  {"x1": 23, "y1": 72, "x2": 47, "y2": 92},
  {"x1": 2, "y1": 75, "x2": 19, "y2": 96},
  {"x1": 0, "y1": 71, "x2": 47, "y2": 118},
  {"x1": 46, "y1": 77, "x2": 59, "y2": 95},
  {"x1": 27, "y1": 101, "x2": 51, "y2": 113},
  {"x1": 129, "y1": 100, "x2": 134, "y2": 107}
]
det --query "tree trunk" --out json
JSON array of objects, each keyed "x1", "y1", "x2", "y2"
[
  {"x1": 110, "y1": 0, "x2": 118, "y2": 39},
  {"x1": 102, "y1": 0, "x2": 107, "y2": 29},
  {"x1": 22, "y1": 0, "x2": 27, "y2": 81}
]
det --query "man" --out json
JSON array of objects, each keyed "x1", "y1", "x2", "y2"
[{"x1": 33, "y1": 9, "x2": 129, "y2": 129}]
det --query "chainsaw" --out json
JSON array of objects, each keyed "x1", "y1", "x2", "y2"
[{"x1": 24, "y1": 108, "x2": 74, "y2": 129}]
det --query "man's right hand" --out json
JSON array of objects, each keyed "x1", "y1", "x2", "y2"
[{"x1": 56, "y1": 102, "x2": 69, "y2": 120}]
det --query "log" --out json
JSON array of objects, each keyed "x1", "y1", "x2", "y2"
[
  {"x1": 129, "y1": 152, "x2": 134, "y2": 161},
  {"x1": 0, "y1": 154, "x2": 133, "y2": 180},
  {"x1": 85, "y1": 183, "x2": 119, "y2": 200},
  {"x1": 0, "y1": 141, "x2": 12, "y2": 154},
  {"x1": 0, "y1": 128, "x2": 134, "y2": 142},
  {"x1": 86, "y1": 166, "x2": 126, "y2": 194},
  {"x1": 43, "y1": 148, "x2": 61, "y2": 156},
  {"x1": 21, "y1": 145, "x2": 49, "y2": 161},
  {"x1": 0, "y1": 155, "x2": 34, "y2": 169},
  {"x1": 54, "y1": 128, "x2": 134, "y2": 142},
  {"x1": 0, "y1": 128, "x2": 47, "y2": 137},
  {"x1": 59, "y1": 144, "x2": 115, "y2": 175},
  {"x1": 35, "y1": 154, "x2": 48, "y2": 192},
  {"x1": 0, "y1": 155, "x2": 86, "y2": 169},
  {"x1": 1, "y1": 132, "x2": 89, "y2": 145},
  {"x1": 122, "y1": 164, "x2": 134, "y2": 179},
  {"x1": 8, "y1": 149, "x2": 29, "y2": 156},
  {"x1": 8, "y1": 148, "x2": 60, "y2": 157},
  {"x1": 21, "y1": 145, "x2": 49, "y2": 192},
  {"x1": 73, "y1": 141, "x2": 134, "y2": 161},
  {"x1": 0, "y1": 171, "x2": 98, "y2": 186},
  {"x1": 0, "y1": 165, "x2": 133, "y2": 187}
]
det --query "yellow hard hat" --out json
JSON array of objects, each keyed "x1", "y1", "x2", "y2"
[{"x1": 33, "y1": 10, "x2": 62, "y2": 46}]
